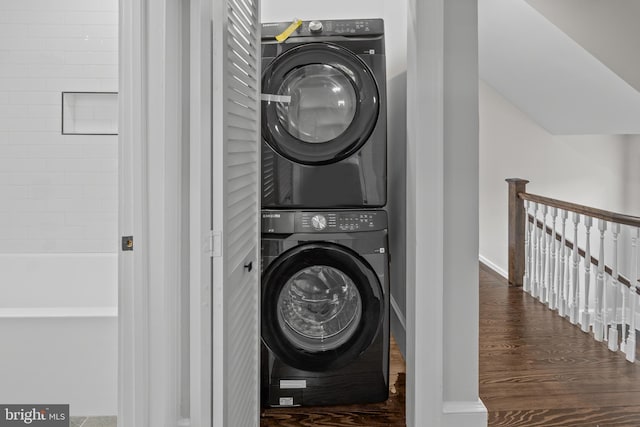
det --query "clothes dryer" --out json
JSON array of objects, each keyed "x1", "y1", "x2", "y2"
[
  {"x1": 261, "y1": 19, "x2": 387, "y2": 208},
  {"x1": 261, "y1": 209, "x2": 390, "y2": 407}
]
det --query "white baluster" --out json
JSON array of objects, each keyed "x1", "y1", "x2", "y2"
[
  {"x1": 549, "y1": 207, "x2": 558, "y2": 310},
  {"x1": 608, "y1": 223, "x2": 621, "y2": 352},
  {"x1": 564, "y1": 241, "x2": 571, "y2": 317},
  {"x1": 524, "y1": 201, "x2": 532, "y2": 293},
  {"x1": 570, "y1": 212, "x2": 580, "y2": 324},
  {"x1": 558, "y1": 210, "x2": 568, "y2": 317},
  {"x1": 594, "y1": 219, "x2": 607, "y2": 342},
  {"x1": 541, "y1": 205, "x2": 549, "y2": 303},
  {"x1": 621, "y1": 278, "x2": 629, "y2": 353},
  {"x1": 532, "y1": 203, "x2": 541, "y2": 298},
  {"x1": 626, "y1": 227, "x2": 639, "y2": 363},
  {"x1": 581, "y1": 217, "x2": 593, "y2": 333},
  {"x1": 621, "y1": 227, "x2": 629, "y2": 353}
]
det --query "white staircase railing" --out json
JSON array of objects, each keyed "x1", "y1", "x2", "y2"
[{"x1": 507, "y1": 178, "x2": 640, "y2": 362}]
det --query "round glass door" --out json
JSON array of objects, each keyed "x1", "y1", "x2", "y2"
[
  {"x1": 261, "y1": 243, "x2": 383, "y2": 372},
  {"x1": 277, "y1": 265, "x2": 362, "y2": 352},
  {"x1": 275, "y1": 64, "x2": 357, "y2": 144},
  {"x1": 262, "y1": 43, "x2": 379, "y2": 165}
]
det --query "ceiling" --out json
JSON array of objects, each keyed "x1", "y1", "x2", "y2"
[
  {"x1": 479, "y1": 0, "x2": 640, "y2": 134},
  {"x1": 528, "y1": 0, "x2": 640, "y2": 93}
]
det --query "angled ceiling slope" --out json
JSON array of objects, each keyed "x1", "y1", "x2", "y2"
[
  {"x1": 479, "y1": 0, "x2": 640, "y2": 135},
  {"x1": 527, "y1": 0, "x2": 640, "y2": 93}
]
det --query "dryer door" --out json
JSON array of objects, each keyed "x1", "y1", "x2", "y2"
[
  {"x1": 261, "y1": 43, "x2": 379, "y2": 165},
  {"x1": 261, "y1": 242, "x2": 383, "y2": 372}
]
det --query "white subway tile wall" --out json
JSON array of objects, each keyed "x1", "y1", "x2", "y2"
[{"x1": 0, "y1": 0, "x2": 118, "y2": 253}]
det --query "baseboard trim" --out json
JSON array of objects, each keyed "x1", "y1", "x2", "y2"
[
  {"x1": 478, "y1": 254, "x2": 507, "y2": 279},
  {"x1": 390, "y1": 295, "x2": 406, "y2": 359},
  {"x1": 390, "y1": 294, "x2": 406, "y2": 329},
  {"x1": 442, "y1": 399, "x2": 488, "y2": 427}
]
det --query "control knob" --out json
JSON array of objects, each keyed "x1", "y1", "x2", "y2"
[
  {"x1": 311, "y1": 214, "x2": 327, "y2": 230},
  {"x1": 309, "y1": 20, "x2": 323, "y2": 33}
]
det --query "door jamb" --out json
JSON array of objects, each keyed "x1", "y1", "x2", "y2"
[
  {"x1": 189, "y1": 0, "x2": 213, "y2": 425},
  {"x1": 118, "y1": 0, "x2": 150, "y2": 425}
]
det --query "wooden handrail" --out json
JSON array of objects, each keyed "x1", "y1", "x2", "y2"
[
  {"x1": 519, "y1": 192, "x2": 640, "y2": 228},
  {"x1": 506, "y1": 178, "x2": 640, "y2": 287},
  {"x1": 528, "y1": 215, "x2": 640, "y2": 295}
]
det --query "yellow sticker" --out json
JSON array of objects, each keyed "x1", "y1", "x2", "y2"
[{"x1": 275, "y1": 19, "x2": 302, "y2": 43}]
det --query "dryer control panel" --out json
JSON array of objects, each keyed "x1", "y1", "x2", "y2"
[
  {"x1": 261, "y1": 19, "x2": 384, "y2": 39},
  {"x1": 262, "y1": 210, "x2": 387, "y2": 234}
]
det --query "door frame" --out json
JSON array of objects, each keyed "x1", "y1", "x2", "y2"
[
  {"x1": 120, "y1": 1, "x2": 485, "y2": 426},
  {"x1": 405, "y1": 0, "x2": 486, "y2": 426},
  {"x1": 118, "y1": 0, "x2": 149, "y2": 425},
  {"x1": 188, "y1": 0, "x2": 213, "y2": 426},
  {"x1": 119, "y1": 0, "x2": 194, "y2": 426}
]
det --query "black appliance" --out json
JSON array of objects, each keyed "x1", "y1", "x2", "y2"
[
  {"x1": 261, "y1": 209, "x2": 389, "y2": 407},
  {"x1": 261, "y1": 19, "x2": 387, "y2": 208}
]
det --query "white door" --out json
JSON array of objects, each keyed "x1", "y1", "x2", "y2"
[{"x1": 211, "y1": 0, "x2": 261, "y2": 426}]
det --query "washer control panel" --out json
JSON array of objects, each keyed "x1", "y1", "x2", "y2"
[
  {"x1": 262, "y1": 210, "x2": 387, "y2": 234},
  {"x1": 261, "y1": 18, "x2": 384, "y2": 39},
  {"x1": 300, "y1": 212, "x2": 379, "y2": 232}
]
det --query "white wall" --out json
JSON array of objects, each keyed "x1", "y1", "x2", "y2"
[
  {"x1": 262, "y1": 1, "x2": 383, "y2": 23},
  {"x1": 479, "y1": 79, "x2": 639, "y2": 277},
  {"x1": 622, "y1": 136, "x2": 640, "y2": 216},
  {"x1": 0, "y1": 0, "x2": 118, "y2": 416},
  {"x1": 406, "y1": 0, "x2": 485, "y2": 424},
  {"x1": 0, "y1": 0, "x2": 118, "y2": 254},
  {"x1": 441, "y1": 0, "x2": 482, "y2": 412}
]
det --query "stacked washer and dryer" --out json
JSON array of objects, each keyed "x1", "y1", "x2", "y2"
[{"x1": 260, "y1": 19, "x2": 389, "y2": 407}]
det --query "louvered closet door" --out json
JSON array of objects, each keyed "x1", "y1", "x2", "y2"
[{"x1": 211, "y1": 0, "x2": 260, "y2": 426}]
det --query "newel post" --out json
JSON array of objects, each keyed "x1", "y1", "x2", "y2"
[{"x1": 506, "y1": 178, "x2": 529, "y2": 286}]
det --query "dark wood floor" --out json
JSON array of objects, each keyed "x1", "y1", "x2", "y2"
[
  {"x1": 480, "y1": 262, "x2": 640, "y2": 427},
  {"x1": 262, "y1": 263, "x2": 640, "y2": 426}
]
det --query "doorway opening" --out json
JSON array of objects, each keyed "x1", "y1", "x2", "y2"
[{"x1": 0, "y1": 1, "x2": 119, "y2": 423}]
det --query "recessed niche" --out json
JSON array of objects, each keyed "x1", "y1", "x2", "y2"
[{"x1": 62, "y1": 92, "x2": 118, "y2": 135}]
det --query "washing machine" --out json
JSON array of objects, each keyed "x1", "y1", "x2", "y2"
[
  {"x1": 261, "y1": 19, "x2": 387, "y2": 209},
  {"x1": 261, "y1": 209, "x2": 389, "y2": 407}
]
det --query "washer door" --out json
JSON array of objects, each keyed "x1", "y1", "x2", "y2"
[
  {"x1": 261, "y1": 242, "x2": 383, "y2": 372},
  {"x1": 262, "y1": 43, "x2": 380, "y2": 165}
]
